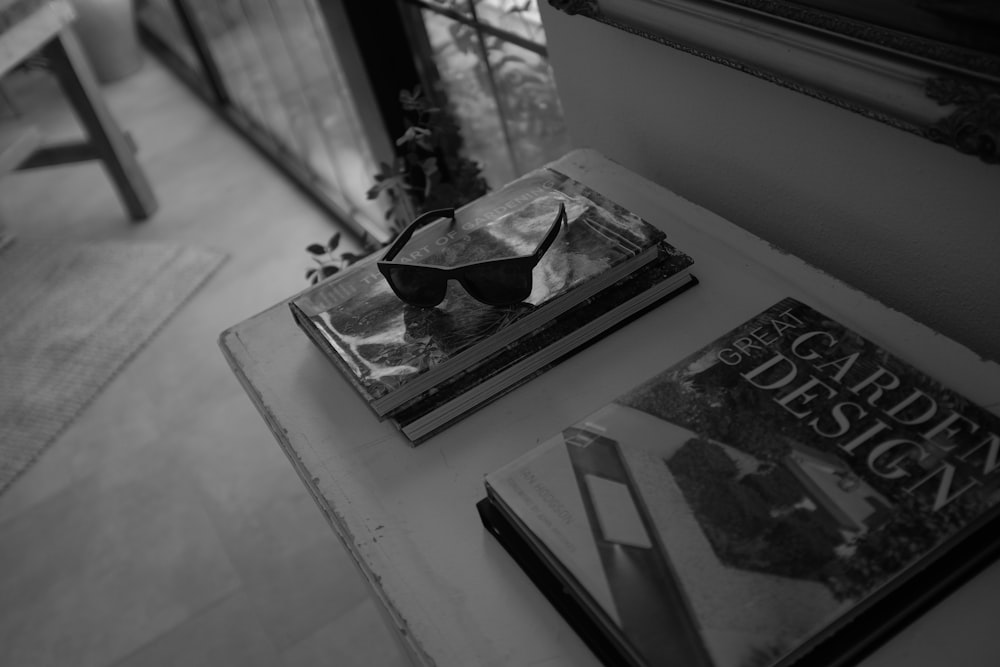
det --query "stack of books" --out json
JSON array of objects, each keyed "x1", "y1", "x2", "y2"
[
  {"x1": 290, "y1": 162, "x2": 697, "y2": 443},
  {"x1": 479, "y1": 297, "x2": 1000, "y2": 667}
]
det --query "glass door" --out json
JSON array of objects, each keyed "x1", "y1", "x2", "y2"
[{"x1": 137, "y1": 0, "x2": 395, "y2": 241}]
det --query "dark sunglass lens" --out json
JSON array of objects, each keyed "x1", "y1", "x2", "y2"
[
  {"x1": 384, "y1": 266, "x2": 447, "y2": 307},
  {"x1": 462, "y1": 263, "x2": 532, "y2": 305}
]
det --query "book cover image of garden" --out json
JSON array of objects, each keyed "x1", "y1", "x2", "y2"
[{"x1": 570, "y1": 297, "x2": 1000, "y2": 667}]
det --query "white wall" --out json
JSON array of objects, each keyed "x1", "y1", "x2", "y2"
[{"x1": 539, "y1": 4, "x2": 1000, "y2": 362}]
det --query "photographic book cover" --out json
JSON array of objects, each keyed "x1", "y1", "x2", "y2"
[
  {"x1": 484, "y1": 297, "x2": 1000, "y2": 667},
  {"x1": 290, "y1": 166, "x2": 684, "y2": 414}
]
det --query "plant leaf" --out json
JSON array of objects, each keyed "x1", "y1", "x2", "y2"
[
  {"x1": 327, "y1": 232, "x2": 341, "y2": 252},
  {"x1": 306, "y1": 243, "x2": 326, "y2": 255},
  {"x1": 421, "y1": 157, "x2": 439, "y2": 178},
  {"x1": 368, "y1": 171, "x2": 409, "y2": 199},
  {"x1": 396, "y1": 125, "x2": 433, "y2": 147},
  {"x1": 399, "y1": 86, "x2": 423, "y2": 111},
  {"x1": 508, "y1": 0, "x2": 532, "y2": 14},
  {"x1": 493, "y1": 54, "x2": 527, "y2": 69}
]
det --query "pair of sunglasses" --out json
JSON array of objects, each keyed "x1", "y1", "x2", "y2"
[{"x1": 377, "y1": 203, "x2": 566, "y2": 308}]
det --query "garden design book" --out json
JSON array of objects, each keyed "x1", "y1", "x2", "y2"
[
  {"x1": 289, "y1": 165, "x2": 693, "y2": 418},
  {"x1": 480, "y1": 297, "x2": 1000, "y2": 667}
]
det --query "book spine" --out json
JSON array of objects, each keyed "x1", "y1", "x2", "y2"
[
  {"x1": 398, "y1": 276, "x2": 699, "y2": 444},
  {"x1": 476, "y1": 495, "x2": 635, "y2": 667},
  {"x1": 289, "y1": 301, "x2": 382, "y2": 415}
]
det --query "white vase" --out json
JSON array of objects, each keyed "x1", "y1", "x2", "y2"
[{"x1": 70, "y1": 0, "x2": 143, "y2": 84}]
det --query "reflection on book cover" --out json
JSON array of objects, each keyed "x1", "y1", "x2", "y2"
[
  {"x1": 564, "y1": 426, "x2": 715, "y2": 667},
  {"x1": 306, "y1": 168, "x2": 669, "y2": 402}
]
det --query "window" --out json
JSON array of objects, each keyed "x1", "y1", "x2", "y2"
[
  {"x1": 401, "y1": 0, "x2": 571, "y2": 187},
  {"x1": 137, "y1": 0, "x2": 570, "y2": 240}
]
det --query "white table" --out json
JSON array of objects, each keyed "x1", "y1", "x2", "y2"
[{"x1": 219, "y1": 149, "x2": 1000, "y2": 667}]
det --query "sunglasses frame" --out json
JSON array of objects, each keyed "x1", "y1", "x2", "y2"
[{"x1": 377, "y1": 203, "x2": 566, "y2": 307}]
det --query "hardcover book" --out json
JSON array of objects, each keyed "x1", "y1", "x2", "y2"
[
  {"x1": 390, "y1": 245, "x2": 697, "y2": 442},
  {"x1": 481, "y1": 297, "x2": 1000, "y2": 667},
  {"x1": 290, "y1": 165, "x2": 691, "y2": 417}
]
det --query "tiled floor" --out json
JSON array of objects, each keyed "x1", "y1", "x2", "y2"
[{"x1": 0, "y1": 54, "x2": 412, "y2": 667}]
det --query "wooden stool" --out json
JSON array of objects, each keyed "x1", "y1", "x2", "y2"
[{"x1": 1, "y1": 0, "x2": 157, "y2": 221}]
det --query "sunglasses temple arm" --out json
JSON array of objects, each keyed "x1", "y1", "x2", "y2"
[
  {"x1": 382, "y1": 208, "x2": 456, "y2": 261},
  {"x1": 530, "y1": 203, "x2": 566, "y2": 266}
]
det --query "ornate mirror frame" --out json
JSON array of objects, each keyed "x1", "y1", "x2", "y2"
[{"x1": 549, "y1": 0, "x2": 1000, "y2": 165}]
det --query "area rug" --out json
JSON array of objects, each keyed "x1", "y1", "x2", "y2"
[{"x1": 0, "y1": 238, "x2": 227, "y2": 495}]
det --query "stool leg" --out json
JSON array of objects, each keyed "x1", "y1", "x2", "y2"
[{"x1": 41, "y1": 28, "x2": 158, "y2": 221}]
